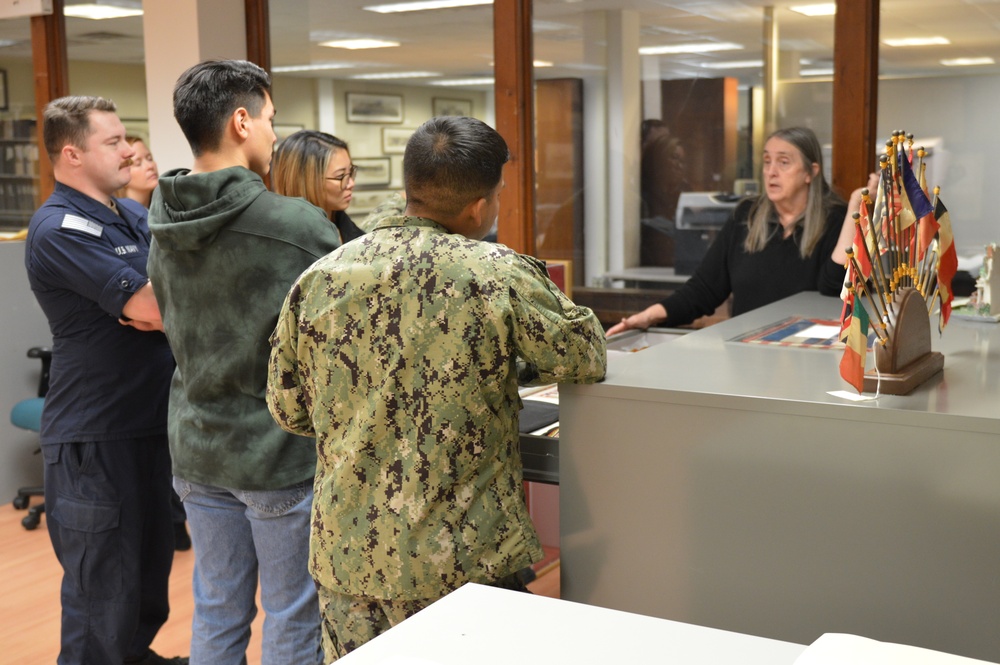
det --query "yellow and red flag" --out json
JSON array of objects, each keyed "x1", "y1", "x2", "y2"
[{"x1": 934, "y1": 196, "x2": 957, "y2": 330}]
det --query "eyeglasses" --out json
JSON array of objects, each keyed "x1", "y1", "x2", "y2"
[{"x1": 326, "y1": 164, "x2": 358, "y2": 185}]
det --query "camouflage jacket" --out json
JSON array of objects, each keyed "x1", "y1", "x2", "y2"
[{"x1": 267, "y1": 214, "x2": 606, "y2": 600}]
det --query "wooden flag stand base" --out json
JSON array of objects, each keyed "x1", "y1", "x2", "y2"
[{"x1": 863, "y1": 287, "x2": 944, "y2": 395}]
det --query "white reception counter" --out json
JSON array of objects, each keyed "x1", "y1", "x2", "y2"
[{"x1": 559, "y1": 292, "x2": 1000, "y2": 662}]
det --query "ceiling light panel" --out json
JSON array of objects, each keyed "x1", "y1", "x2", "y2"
[
  {"x1": 639, "y1": 42, "x2": 743, "y2": 55},
  {"x1": 364, "y1": 0, "x2": 491, "y2": 13},
  {"x1": 789, "y1": 4, "x2": 836, "y2": 17},
  {"x1": 64, "y1": 3, "x2": 142, "y2": 20},
  {"x1": 321, "y1": 39, "x2": 400, "y2": 49},
  {"x1": 883, "y1": 37, "x2": 951, "y2": 47}
]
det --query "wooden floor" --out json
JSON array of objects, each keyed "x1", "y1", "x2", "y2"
[{"x1": 0, "y1": 500, "x2": 558, "y2": 663}]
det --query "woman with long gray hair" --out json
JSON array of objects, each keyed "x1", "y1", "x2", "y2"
[{"x1": 608, "y1": 126, "x2": 875, "y2": 334}]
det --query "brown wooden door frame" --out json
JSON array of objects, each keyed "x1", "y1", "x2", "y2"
[
  {"x1": 832, "y1": 0, "x2": 879, "y2": 200},
  {"x1": 31, "y1": 0, "x2": 69, "y2": 203},
  {"x1": 494, "y1": 0, "x2": 536, "y2": 256}
]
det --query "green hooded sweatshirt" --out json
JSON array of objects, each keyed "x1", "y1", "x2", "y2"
[{"x1": 148, "y1": 166, "x2": 341, "y2": 490}]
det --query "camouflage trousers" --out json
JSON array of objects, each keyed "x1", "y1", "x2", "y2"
[{"x1": 318, "y1": 572, "x2": 529, "y2": 661}]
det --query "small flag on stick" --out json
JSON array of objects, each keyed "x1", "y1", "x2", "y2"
[{"x1": 839, "y1": 300, "x2": 870, "y2": 394}]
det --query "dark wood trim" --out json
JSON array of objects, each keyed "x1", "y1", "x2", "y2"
[
  {"x1": 832, "y1": 0, "x2": 879, "y2": 199},
  {"x1": 493, "y1": 0, "x2": 535, "y2": 255},
  {"x1": 244, "y1": 0, "x2": 270, "y2": 73},
  {"x1": 30, "y1": 0, "x2": 69, "y2": 202}
]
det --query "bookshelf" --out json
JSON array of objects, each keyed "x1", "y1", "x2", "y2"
[{"x1": 0, "y1": 118, "x2": 40, "y2": 230}]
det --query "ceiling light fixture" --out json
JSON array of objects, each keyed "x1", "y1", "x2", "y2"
[
  {"x1": 789, "y1": 4, "x2": 836, "y2": 17},
  {"x1": 321, "y1": 39, "x2": 400, "y2": 50},
  {"x1": 429, "y1": 77, "x2": 495, "y2": 86},
  {"x1": 364, "y1": 0, "x2": 491, "y2": 13},
  {"x1": 64, "y1": 3, "x2": 143, "y2": 19},
  {"x1": 940, "y1": 57, "x2": 994, "y2": 66},
  {"x1": 883, "y1": 36, "x2": 950, "y2": 47},
  {"x1": 272, "y1": 63, "x2": 354, "y2": 73},
  {"x1": 799, "y1": 67, "x2": 834, "y2": 76},
  {"x1": 700, "y1": 60, "x2": 763, "y2": 69},
  {"x1": 639, "y1": 42, "x2": 742, "y2": 55},
  {"x1": 351, "y1": 71, "x2": 442, "y2": 79}
]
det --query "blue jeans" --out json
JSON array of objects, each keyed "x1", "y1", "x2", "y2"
[{"x1": 174, "y1": 477, "x2": 323, "y2": 665}]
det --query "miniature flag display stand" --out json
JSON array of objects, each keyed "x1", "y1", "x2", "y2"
[{"x1": 838, "y1": 130, "x2": 955, "y2": 395}]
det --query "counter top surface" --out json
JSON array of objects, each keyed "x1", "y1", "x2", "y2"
[{"x1": 580, "y1": 292, "x2": 999, "y2": 430}]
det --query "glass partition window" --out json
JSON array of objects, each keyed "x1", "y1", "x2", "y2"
[
  {"x1": 878, "y1": 0, "x2": 1000, "y2": 255},
  {"x1": 269, "y1": 0, "x2": 494, "y2": 196},
  {"x1": 530, "y1": 2, "x2": 836, "y2": 283}
]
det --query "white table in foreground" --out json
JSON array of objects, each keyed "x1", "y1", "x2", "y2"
[{"x1": 335, "y1": 583, "x2": 806, "y2": 664}]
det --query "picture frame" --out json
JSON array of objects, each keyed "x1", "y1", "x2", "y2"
[
  {"x1": 353, "y1": 157, "x2": 391, "y2": 188},
  {"x1": 432, "y1": 97, "x2": 472, "y2": 117},
  {"x1": 346, "y1": 92, "x2": 404, "y2": 124},
  {"x1": 350, "y1": 189, "x2": 396, "y2": 215},
  {"x1": 0, "y1": 70, "x2": 8, "y2": 111},
  {"x1": 382, "y1": 127, "x2": 415, "y2": 154}
]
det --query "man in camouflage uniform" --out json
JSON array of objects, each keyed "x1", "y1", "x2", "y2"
[{"x1": 267, "y1": 115, "x2": 607, "y2": 659}]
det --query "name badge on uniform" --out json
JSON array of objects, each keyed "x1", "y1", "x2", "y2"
[{"x1": 61, "y1": 214, "x2": 103, "y2": 238}]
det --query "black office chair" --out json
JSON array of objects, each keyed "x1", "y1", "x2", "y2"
[{"x1": 11, "y1": 346, "x2": 51, "y2": 530}]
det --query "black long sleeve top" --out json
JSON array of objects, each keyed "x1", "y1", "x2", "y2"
[{"x1": 659, "y1": 198, "x2": 848, "y2": 326}]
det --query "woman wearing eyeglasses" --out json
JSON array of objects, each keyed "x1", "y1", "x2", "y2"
[{"x1": 272, "y1": 130, "x2": 366, "y2": 243}]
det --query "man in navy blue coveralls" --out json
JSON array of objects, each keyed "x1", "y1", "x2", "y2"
[{"x1": 24, "y1": 96, "x2": 186, "y2": 665}]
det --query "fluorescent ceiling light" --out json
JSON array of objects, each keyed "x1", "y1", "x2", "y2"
[
  {"x1": 700, "y1": 60, "x2": 763, "y2": 69},
  {"x1": 639, "y1": 42, "x2": 742, "y2": 55},
  {"x1": 789, "y1": 3, "x2": 836, "y2": 17},
  {"x1": 883, "y1": 36, "x2": 950, "y2": 47},
  {"x1": 352, "y1": 71, "x2": 441, "y2": 79},
  {"x1": 364, "y1": 0, "x2": 491, "y2": 13},
  {"x1": 489, "y1": 59, "x2": 553, "y2": 68},
  {"x1": 272, "y1": 63, "x2": 354, "y2": 73},
  {"x1": 321, "y1": 39, "x2": 400, "y2": 50},
  {"x1": 799, "y1": 67, "x2": 834, "y2": 76},
  {"x1": 64, "y1": 3, "x2": 142, "y2": 19},
  {"x1": 429, "y1": 77, "x2": 495, "y2": 86},
  {"x1": 941, "y1": 57, "x2": 994, "y2": 66}
]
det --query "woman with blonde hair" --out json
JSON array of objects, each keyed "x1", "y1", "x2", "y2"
[
  {"x1": 272, "y1": 130, "x2": 365, "y2": 243},
  {"x1": 116, "y1": 135, "x2": 159, "y2": 208},
  {"x1": 608, "y1": 126, "x2": 876, "y2": 335}
]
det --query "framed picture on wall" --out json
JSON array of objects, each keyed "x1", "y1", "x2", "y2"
[
  {"x1": 432, "y1": 97, "x2": 472, "y2": 117},
  {"x1": 353, "y1": 157, "x2": 391, "y2": 188},
  {"x1": 346, "y1": 92, "x2": 404, "y2": 124},
  {"x1": 351, "y1": 189, "x2": 395, "y2": 215},
  {"x1": 382, "y1": 127, "x2": 415, "y2": 154}
]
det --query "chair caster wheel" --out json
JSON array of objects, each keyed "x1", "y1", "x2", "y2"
[
  {"x1": 22, "y1": 513, "x2": 41, "y2": 530},
  {"x1": 13, "y1": 495, "x2": 29, "y2": 510}
]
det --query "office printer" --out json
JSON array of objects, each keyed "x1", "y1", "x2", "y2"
[{"x1": 673, "y1": 192, "x2": 742, "y2": 275}]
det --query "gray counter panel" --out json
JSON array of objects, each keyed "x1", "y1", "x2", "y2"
[{"x1": 560, "y1": 292, "x2": 1000, "y2": 662}]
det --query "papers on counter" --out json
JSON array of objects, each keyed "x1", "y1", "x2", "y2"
[{"x1": 794, "y1": 633, "x2": 997, "y2": 665}]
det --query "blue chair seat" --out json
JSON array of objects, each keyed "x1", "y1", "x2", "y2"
[{"x1": 11, "y1": 397, "x2": 44, "y2": 432}]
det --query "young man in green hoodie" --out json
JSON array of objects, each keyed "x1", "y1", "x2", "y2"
[{"x1": 146, "y1": 60, "x2": 340, "y2": 665}]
